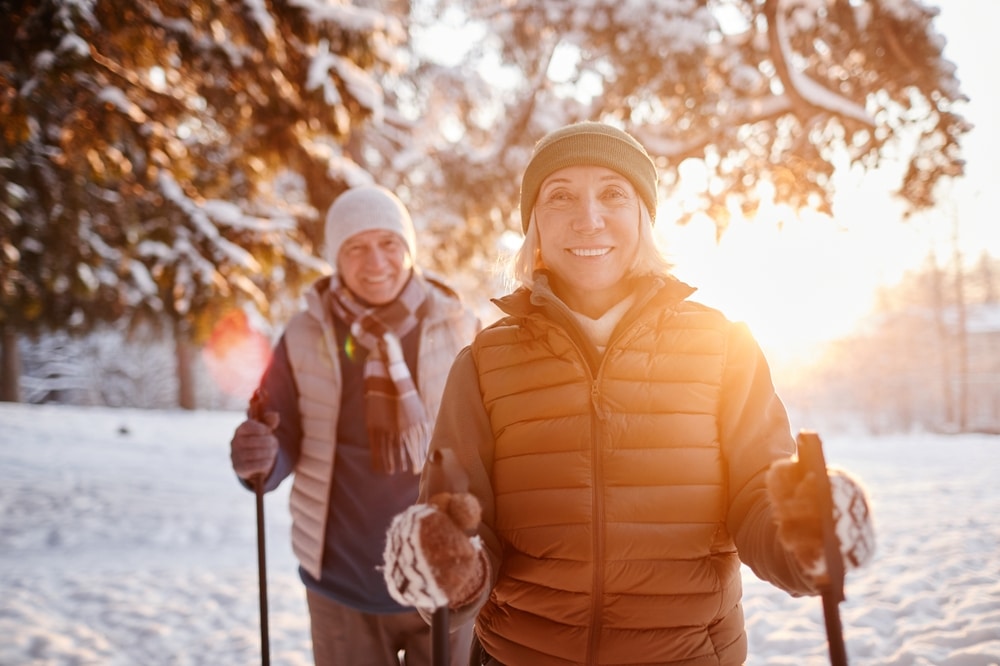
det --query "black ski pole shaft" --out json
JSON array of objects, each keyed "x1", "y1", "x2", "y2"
[
  {"x1": 255, "y1": 478, "x2": 270, "y2": 666},
  {"x1": 424, "y1": 448, "x2": 471, "y2": 666},
  {"x1": 432, "y1": 606, "x2": 450, "y2": 666},
  {"x1": 250, "y1": 388, "x2": 270, "y2": 666},
  {"x1": 797, "y1": 430, "x2": 848, "y2": 666}
]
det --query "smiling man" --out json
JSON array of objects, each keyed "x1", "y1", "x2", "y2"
[{"x1": 229, "y1": 185, "x2": 479, "y2": 666}]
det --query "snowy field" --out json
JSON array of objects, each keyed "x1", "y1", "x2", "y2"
[{"x1": 1, "y1": 402, "x2": 999, "y2": 666}]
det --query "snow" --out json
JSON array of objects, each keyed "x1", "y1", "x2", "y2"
[
  {"x1": 306, "y1": 40, "x2": 344, "y2": 107},
  {"x1": 1, "y1": 403, "x2": 998, "y2": 665},
  {"x1": 773, "y1": 1, "x2": 874, "y2": 127}
]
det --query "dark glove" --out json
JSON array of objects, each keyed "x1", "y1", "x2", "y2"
[
  {"x1": 229, "y1": 412, "x2": 279, "y2": 482},
  {"x1": 383, "y1": 491, "x2": 487, "y2": 611},
  {"x1": 766, "y1": 458, "x2": 876, "y2": 578}
]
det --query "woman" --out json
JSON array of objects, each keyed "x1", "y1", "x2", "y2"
[{"x1": 383, "y1": 122, "x2": 874, "y2": 665}]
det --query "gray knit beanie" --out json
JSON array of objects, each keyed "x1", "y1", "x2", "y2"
[
  {"x1": 519, "y1": 122, "x2": 658, "y2": 232},
  {"x1": 323, "y1": 185, "x2": 417, "y2": 268}
]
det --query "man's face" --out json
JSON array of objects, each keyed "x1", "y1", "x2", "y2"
[{"x1": 337, "y1": 229, "x2": 412, "y2": 305}]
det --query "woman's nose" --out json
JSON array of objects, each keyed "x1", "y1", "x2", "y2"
[{"x1": 572, "y1": 197, "x2": 605, "y2": 232}]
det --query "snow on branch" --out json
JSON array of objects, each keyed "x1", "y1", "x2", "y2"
[
  {"x1": 772, "y1": 0, "x2": 874, "y2": 127},
  {"x1": 96, "y1": 86, "x2": 148, "y2": 123},
  {"x1": 242, "y1": 0, "x2": 277, "y2": 42},
  {"x1": 201, "y1": 200, "x2": 296, "y2": 233},
  {"x1": 306, "y1": 39, "x2": 343, "y2": 106},
  {"x1": 333, "y1": 49, "x2": 384, "y2": 120},
  {"x1": 302, "y1": 35, "x2": 392, "y2": 120},
  {"x1": 128, "y1": 259, "x2": 160, "y2": 300},
  {"x1": 157, "y1": 173, "x2": 261, "y2": 273},
  {"x1": 288, "y1": 0, "x2": 404, "y2": 39}
]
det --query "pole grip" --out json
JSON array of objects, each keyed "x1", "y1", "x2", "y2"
[
  {"x1": 796, "y1": 430, "x2": 848, "y2": 666},
  {"x1": 796, "y1": 430, "x2": 845, "y2": 601}
]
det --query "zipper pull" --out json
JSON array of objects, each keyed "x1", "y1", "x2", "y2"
[{"x1": 591, "y1": 381, "x2": 610, "y2": 421}]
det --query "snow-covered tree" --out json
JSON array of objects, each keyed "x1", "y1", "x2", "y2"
[
  {"x1": 396, "y1": 0, "x2": 969, "y2": 278},
  {"x1": 0, "y1": 0, "x2": 407, "y2": 405},
  {"x1": 1, "y1": 0, "x2": 972, "y2": 409}
]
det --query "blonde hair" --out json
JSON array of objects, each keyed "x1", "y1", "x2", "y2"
[{"x1": 506, "y1": 201, "x2": 673, "y2": 291}]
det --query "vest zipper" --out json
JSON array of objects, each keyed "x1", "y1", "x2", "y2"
[{"x1": 587, "y1": 376, "x2": 606, "y2": 665}]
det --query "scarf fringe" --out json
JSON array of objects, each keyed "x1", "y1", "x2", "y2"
[{"x1": 369, "y1": 423, "x2": 433, "y2": 475}]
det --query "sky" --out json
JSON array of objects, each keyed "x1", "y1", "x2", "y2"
[
  {"x1": 2, "y1": 403, "x2": 999, "y2": 665},
  {"x1": 659, "y1": 0, "x2": 999, "y2": 369}
]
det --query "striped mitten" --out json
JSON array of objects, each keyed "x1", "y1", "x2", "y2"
[{"x1": 382, "y1": 492, "x2": 487, "y2": 610}]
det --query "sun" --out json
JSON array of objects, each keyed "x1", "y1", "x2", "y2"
[{"x1": 656, "y1": 201, "x2": 934, "y2": 373}]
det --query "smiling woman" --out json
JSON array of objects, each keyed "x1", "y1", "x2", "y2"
[{"x1": 381, "y1": 121, "x2": 876, "y2": 666}]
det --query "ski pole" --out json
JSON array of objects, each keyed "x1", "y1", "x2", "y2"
[
  {"x1": 432, "y1": 606, "x2": 450, "y2": 666},
  {"x1": 796, "y1": 430, "x2": 848, "y2": 666},
  {"x1": 424, "y1": 448, "x2": 470, "y2": 666},
  {"x1": 250, "y1": 389, "x2": 270, "y2": 666},
  {"x1": 254, "y1": 478, "x2": 270, "y2": 666}
]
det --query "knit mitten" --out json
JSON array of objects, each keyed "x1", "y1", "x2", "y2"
[
  {"x1": 383, "y1": 492, "x2": 488, "y2": 610},
  {"x1": 766, "y1": 458, "x2": 876, "y2": 579}
]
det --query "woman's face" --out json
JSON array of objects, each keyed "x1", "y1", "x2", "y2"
[{"x1": 534, "y1": 165, "x2": 641, "y2": 317}]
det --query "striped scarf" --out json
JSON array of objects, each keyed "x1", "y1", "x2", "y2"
[{"x1": 328, "y1": 272, "x2": 431, "y2": 474}]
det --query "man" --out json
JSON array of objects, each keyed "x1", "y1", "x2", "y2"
[{"x1": 230, "y1": 185, "x2": 479, "y2": 665}]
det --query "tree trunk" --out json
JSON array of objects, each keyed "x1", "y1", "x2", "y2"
[
  {"x1": 1, "y1": 323, "x2": 21, "y2": 402},
  {"x1": 951, "y1": 217, "x2": 969, "y2": 432},
  {"x1": 929, "y1": 258, "x2": 955, "y2": 428},
  {"x1": 174, "y1": 320, "x2": 197, "y2": 410}
]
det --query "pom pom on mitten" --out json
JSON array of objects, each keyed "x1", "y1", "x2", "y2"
[
  {"x1": 767, "y1": 459, "x2": 876, "y2": 579},
  {"x1": 383, "y1": 492, "x2": 487, "y2": 610}
]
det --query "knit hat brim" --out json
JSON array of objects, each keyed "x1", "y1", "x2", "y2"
[{"x1": 519, "y1": 122, "x2": 658, "y2": 232}]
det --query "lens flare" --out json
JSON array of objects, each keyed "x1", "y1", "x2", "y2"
[
  {"x1": 343, "y1": 334, "x2": 359, "y2": 362},
  {"x1": 202, "y1": 310, "x2": 272, "y2": 400}
]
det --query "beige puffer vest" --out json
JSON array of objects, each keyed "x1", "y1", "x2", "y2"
[{"x1": 284, "y1": 276, "x2": 478, "y2": 579}]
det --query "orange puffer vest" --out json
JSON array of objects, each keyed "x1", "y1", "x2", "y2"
[{"x1": 471, "y1": 280, "x2": 748, "y2": 665}]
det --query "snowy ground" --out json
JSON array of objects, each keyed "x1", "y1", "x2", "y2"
[{"x1": 1, "y1": 403, "x2": 998, "y2": 666}]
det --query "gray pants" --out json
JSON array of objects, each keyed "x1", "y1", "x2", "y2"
[{"x1": 306, "y1": 589, "x2": 474, "y2": 666}]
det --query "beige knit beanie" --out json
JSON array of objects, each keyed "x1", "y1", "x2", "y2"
[
  {"x1": 518, "y1": 122, "x2": 658, "y2": 232},
  {"x1": 323, "y1": 185, "x2": 417, "y2": 269}
]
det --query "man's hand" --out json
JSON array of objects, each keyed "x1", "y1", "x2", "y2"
[{"x1": 230, "y1": 412, "x2": 280, "y2": 482}]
